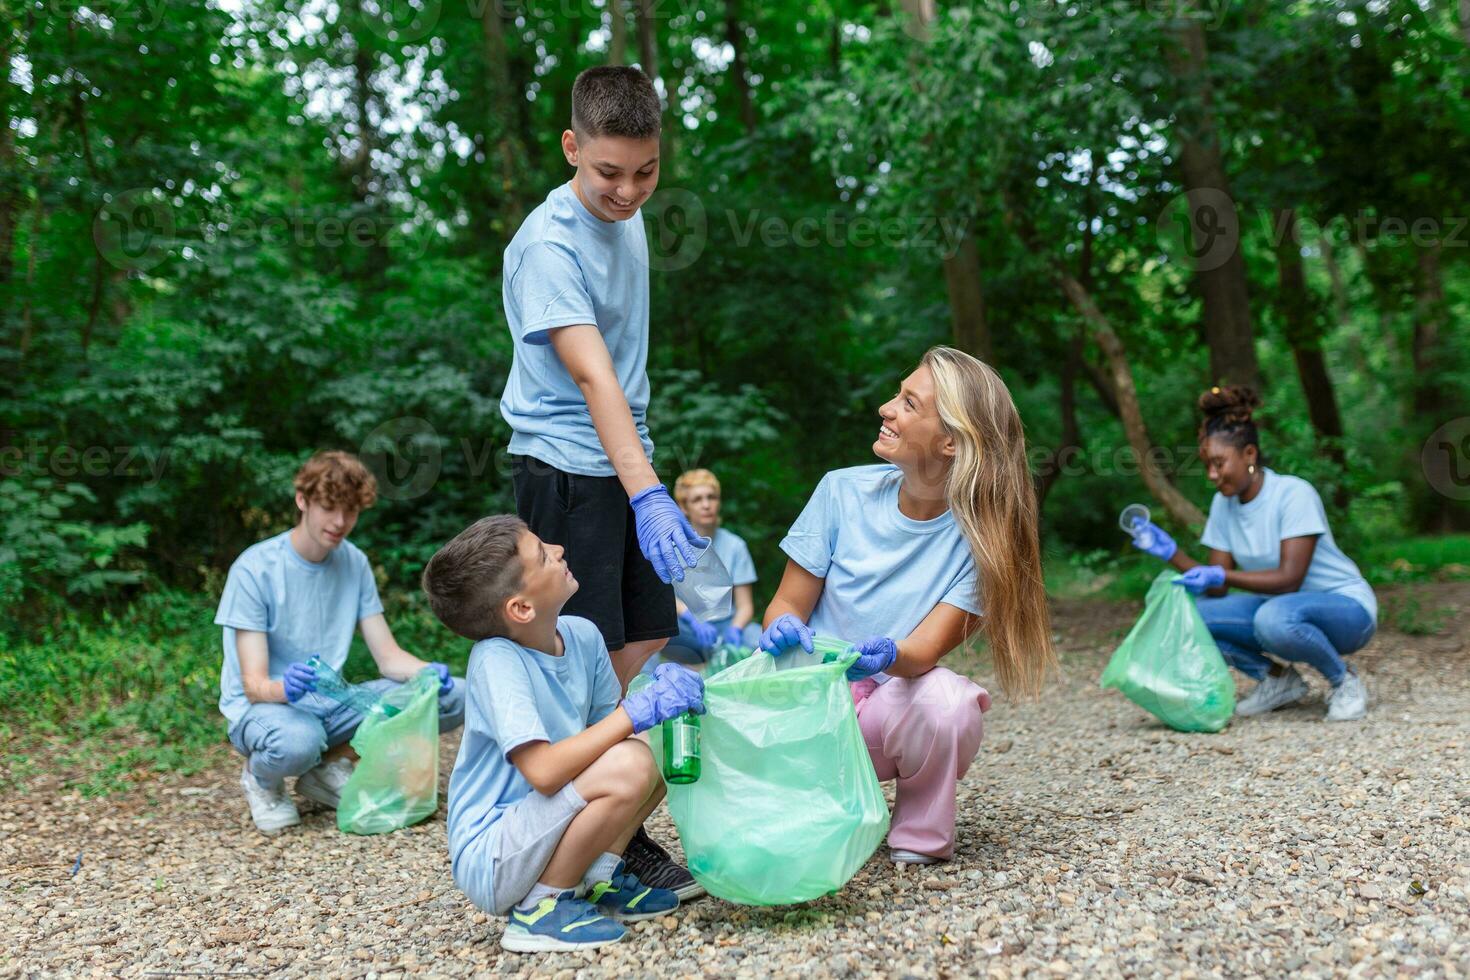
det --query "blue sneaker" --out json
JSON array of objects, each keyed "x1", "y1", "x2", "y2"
[
  {"x1": 501, "y1": 892, "x2": 626, "y2": 953},
  {"x1": 588, "y1": 861, "x2": 680, "y2": 922}
]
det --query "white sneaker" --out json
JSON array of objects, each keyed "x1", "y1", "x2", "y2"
[
  {"x1": 296, "y1": 758, "x2": 355, "y2": 809},
  {"x1": 240, "y1": 762, "x2": 301, "y2": 834},
  {"x1": 1235, "y1": 667, "x2": 1309, "y2": 716},
  {"x1": 1325, "y1": 669, "x2": 1368, "y2": 722},
  {"x1": 891, "y1": 849, "x2": 941, "y2": 865}
]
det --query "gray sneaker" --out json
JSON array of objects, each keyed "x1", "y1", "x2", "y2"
[
  {"x1": 296, "y1": 758, "x2": 355, "y2": 809},
  {"x1": 240, "y1": 762, "x2": 301, "y2": 834},
  {"x1": 1325, "y1": 668, "x2": 1368, "y2": 722},
  {"x1": 1235, "y1": 667, "x2": 1309, "y2": 716}
]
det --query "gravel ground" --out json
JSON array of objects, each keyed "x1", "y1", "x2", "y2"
[{"x1": 5, "y1": 583, "x2": 1469, "y2": 978}]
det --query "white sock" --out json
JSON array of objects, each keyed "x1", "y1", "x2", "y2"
[
  {"x1": 582, "y1": 851, "x2": 623, "y2": 889},
  {"x1": 514, "y1": 881, "x2": 564, "y2": 913}
]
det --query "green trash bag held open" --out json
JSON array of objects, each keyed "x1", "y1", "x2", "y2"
[
  {"x1": 338, "y1": 668, "x2": 441, "y2": 834},
  {"x1": 1100, "y1": 570, "x2": 1236, "y2": 732},
  {"x1": 650, "y1": 637, "x2": 889, "y2": 905}
]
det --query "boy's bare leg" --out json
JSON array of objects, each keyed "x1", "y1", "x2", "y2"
[
  {"x1": 537, "y1": 740, "x2": 660, "y2": 889},
  {"x1": 610, "y1": 779, "x2": 665, "y2": 854},
  {"x1": 610, "y1": 638, "x2": 669, "y2": 692}
]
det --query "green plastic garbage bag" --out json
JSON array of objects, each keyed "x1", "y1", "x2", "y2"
[
  {"x1": 1100, "y1": 570, "x2": 1236, "y2": 732},
  {"x1": 650, "y1": 636, "x2": 889, "y2": 905},
  {"x1": 338, "y1": 668, "x2": 441, "y2": 835}
]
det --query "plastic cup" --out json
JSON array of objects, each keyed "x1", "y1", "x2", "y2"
[
  {"x1": 1118, "y1": 504, "x2": 1152, "y2": 549},
  {"x1": 672, "y1": 540, "x2": 734, "y2": 622}
]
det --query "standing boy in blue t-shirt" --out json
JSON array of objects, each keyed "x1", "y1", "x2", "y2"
[
  {"x1": 499, "y1": 65, "x2": 704, "y2": 894},
  {"x1": 215, "y1": 451, "x2": 464, "y2": 835},
  {"x1": 422, "y1": 515, "x2": 704, "y2": 953}
]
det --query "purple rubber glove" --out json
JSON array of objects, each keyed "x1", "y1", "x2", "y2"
[
  {"x1": 622, "y1": 663, "x2": 706, "y2": 734},
  {"x1": 758, "y1": 613, "x2": 813, "y2": 656},
  {"x1": 430, "y1": 662, "x2": 454, "y2": 697},
  {"x1": 847, "y1": 636, "x2": 899, "y2": 681},
  {"x1": 720, "y1": 624, "x2": 745, "y2": 648},
  {"x1": 282, "y1": 661, "x2": 317, "y2": 703},
  {"x1": 679, "y1": 610, "x2": 718, "y2": 650},
  {"x1": 630, "y1": 484, "x2": 709, "y2": 584},
  {"x1": 1173, "y1": 564, "x2": 1226, "y2": 594},
  {"x1": 1129, "y1": 518, "x2": 1177, "y2": 561}
]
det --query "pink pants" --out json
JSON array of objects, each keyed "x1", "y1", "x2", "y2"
[{"x1": 852, "y1": 668, "x2": 991, "y2": 860}]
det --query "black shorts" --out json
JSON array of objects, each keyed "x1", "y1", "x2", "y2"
[{"x1": 511, "y1": 455, "x2": 677, "y2": 650}]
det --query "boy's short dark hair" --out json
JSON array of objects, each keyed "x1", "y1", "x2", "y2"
[
  {"x1": 571, "y1": 66, "x2": 661, "y2": 140},
  {"x1": 421, "y1": 516, "x2": 528, "y2": 641}
]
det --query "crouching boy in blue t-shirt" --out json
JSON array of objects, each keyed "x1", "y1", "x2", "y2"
[{"x1": 422, "y1": 515, "x2": 705, "y2": 953}]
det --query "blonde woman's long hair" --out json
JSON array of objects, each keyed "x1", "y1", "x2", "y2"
[{"x1": 923, "y1": 346, "x2": 1056, "y2": 699}]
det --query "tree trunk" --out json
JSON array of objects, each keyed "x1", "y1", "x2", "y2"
[
  {"x1": 608, "y1": 0, "x2": 628, "y2": 65},
  {"x1": 1035, "y1": 334, "x2": 1084, "y2": 507},
  {"x1": 1411, "y1": 242, "x2": 1466, "y2": 531},
  {"x1": 1460, "y1": 0, "x2": 1470, "y2": 47},
  {"x1": 634, "y1": 0, "x2": 676, "y2": 176},
  {"x1": 1058, "y1": 272, "x2": 1207, "y2": 527},
  {"x1": 724, "y1": 0, "x2": 757, "y2": 135},
  {"x1": 1273, "y1": 210, "x2": 1346, "y2": 451},
  {"x1": 480, "y1": 0, "x2": 526, "y2": 231},
  {"x1": 0, "y1": 42, "x2": 15, "y2": 291},
  {"x1": 941, "y1": 228, "x2": 992, "y2": 363},
  {"x1": 1163, "y1": 8, "x2": 1260, "y2": 392}
]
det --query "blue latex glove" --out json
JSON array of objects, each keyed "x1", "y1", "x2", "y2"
[
  {"x1": 1129, "y1": 518, "x2": 1178, "y2": 561},
  {"x1": 847, "y1": 636, "x2": 899, "y2": 681},
  {"x1": 630, "y1": 484, "x2": 709, "y2": 584},
  {"x1": 679, "y1": 610, "x2": 718, "y2": 650},
  {"x1": 282, "y1": 661, "x2": 317, "y2": 703},
  {"x1": 1172, "y1": 565, "x2": 1226, "y2": 594},
  {"x1": 622, "y1": 663, "x2": 706, "y2": 733},
  {"x1": 720, "y1": 624, "x2": 745, "y2": 648},
  {"x1": 430, "y1": 662, "x2": 454, "y2": 697},
  {"x1": 758, "y1": 613, "x2": 813, "y2": 656}
]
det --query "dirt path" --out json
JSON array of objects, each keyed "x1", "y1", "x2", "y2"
[{"x1": 5, "y1": 584, "x2": 1469, "y2": 978}]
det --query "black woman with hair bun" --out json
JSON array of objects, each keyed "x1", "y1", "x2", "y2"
[{"x1": 1127, "y1": 385, "x2": 1377, "y2": 722}]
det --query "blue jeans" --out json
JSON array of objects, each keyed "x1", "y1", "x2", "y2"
[
  {"x1": 229, "y1": 677, "x2": 466, "y2": 790},
  {"x1": 1194, "y1": 592, "x2": 1376, "y2": 685}
]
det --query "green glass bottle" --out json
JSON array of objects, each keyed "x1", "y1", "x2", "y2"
[{"x1": 661, "y1": 710, "x2": 701, "y2": 784}]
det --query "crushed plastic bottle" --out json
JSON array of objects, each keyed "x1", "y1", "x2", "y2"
[{"x1": 306, "y1": 656, "x2": 398, "y2": 717}]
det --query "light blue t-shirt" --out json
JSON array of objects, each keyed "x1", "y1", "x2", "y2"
[
  {"x1": 214, "y1": 531, "x2": 384, "y2": 728},
  {"x1": 447, "y1": 616, "x2": 620, "y2": 895},
  {"x1": 1200, "y1": 468, "x2": 1377, "y2": 620},
  {"x1": 780, "y1": 465, "x2": 982, "y2": 647},
  {"x1": 709, "y1": 527, "x2": 757, "y2": 633},
  {"x1": 498, "y1": 182, "x2": 655, "y2": 477}
]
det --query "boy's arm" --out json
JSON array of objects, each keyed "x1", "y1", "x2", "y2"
[
  {"x1": 507, "y1": 707, "x2": 636, "y2": 798},
  {"x1": 549, "y1": 324, "x2": 659, "y2": 497},
  {"x1": 359, "y1": 613, "x2": 434, "y2": 681},
  {"x1": 237, "y1": 630, "x2": 287, "y2": 703}
]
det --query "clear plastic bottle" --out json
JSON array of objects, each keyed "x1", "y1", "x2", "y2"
[
  {"x1": 661, "y1": 710, "x2": 701, "y2": 784},
  {"x1": 305, "y1": 656, "x2": 398, "y2": 717}
]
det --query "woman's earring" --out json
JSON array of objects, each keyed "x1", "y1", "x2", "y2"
[{"x1": 1248, "y1": 464, "x2": 1256, "y2": 475}]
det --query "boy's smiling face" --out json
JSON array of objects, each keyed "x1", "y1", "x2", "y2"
[{"x1": 562, "y1": 130, "x2": 660, "y2": 222}]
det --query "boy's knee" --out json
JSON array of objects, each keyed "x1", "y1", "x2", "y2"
[
  {"x1": 599, "y1": 739, "x2": 658, "y2": 800},
  {"x1": 260, "y1": 724, "x2": 325, "y2": 776}
]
